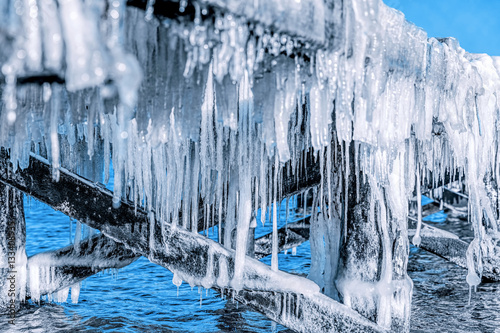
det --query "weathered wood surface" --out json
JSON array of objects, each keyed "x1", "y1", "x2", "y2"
[
  {"x1": 0, "y1": 150, "x2": 386, "y2": 333},
  {"x1": 255, "y1": 216, "x2": 311, "y2": 260}
]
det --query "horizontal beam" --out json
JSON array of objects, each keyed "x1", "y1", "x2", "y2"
[
  {"x1": 254, "y1": 200, "x2": 450, "y2": 260},
  {"x1": 26, "y1": 234, "x2": 139, "y2": 301},
  {"x1": 3, "y1": 0, "x2": 325, "y2": 86},
  {"x1": 407, "y1": 221, "x2": 500, "y2": 282},
  {"x1": 255, "y1": 216, "x2": 311, "y2": 260},
  {"x1": 127, "y1": 0, "x2": 326, "y2": 46},
  {"x1": 20, "y1": 145, "x2": 322, "y2": 300},
  {"x1": 0, "y1": 149, "x2": 386, "y2": 333}
]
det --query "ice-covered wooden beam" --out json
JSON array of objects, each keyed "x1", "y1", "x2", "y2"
[
  {"x1": 255, "y1": 216, "x2": 311, "y2": 260},
  {"x1": 26, "y1": 234, "x2": 139, "y2": 302},
  {"x1": 0, "y1": 150, "x2": 387, "y2": 333},
  {"x1": 407, "y1": 220, "x2": 500, "y2": 282},
  {"x1": 221, "y1": 288, "x2": 384, "y2": 333},
  {"x1": 1, "y1": 0, "x2": 327, "y2": 86},
  {"x1": 23, "y1": 146, "x2": 321, "y2": 299},
  {"x1": 128, "y1": 0, "x2": 326, "y2": 46}
]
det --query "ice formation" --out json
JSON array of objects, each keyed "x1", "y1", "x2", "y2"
[{"x1": 1, "y1": 0, "x2": 500, "y2": 331}]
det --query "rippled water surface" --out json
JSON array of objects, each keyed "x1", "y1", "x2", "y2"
[{"x1": 1, "y1": 195, "x2": 500, "y2": 332}]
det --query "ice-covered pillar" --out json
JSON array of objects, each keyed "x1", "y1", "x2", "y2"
[
  {"x1": 0, "y1": 183, "x2": 27, "y2": 320},
  {"x1": 335, "y1": 144, "x2": 412, "y2": 332}
]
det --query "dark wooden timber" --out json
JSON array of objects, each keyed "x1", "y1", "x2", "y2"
[
  {"x1": 26, "y1": 234, "x2": 139, "y2": 301},
  {"x1": 0, "y1": 149, "x2": 386, "y2": 333},
  {"x1": 255, "y1": 216, "x2": 311, "y2": 260}
]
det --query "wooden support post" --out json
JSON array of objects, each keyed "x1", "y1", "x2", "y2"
[
  {"x1": 336, "y1": 181, "x2": 413, "y2": 332},
  {"x1": 333, "y1": 139, "x2": 413, "y2": 332},
  {"x1": 0, "y1": 183, "x2": 27, "y2": 319},
  {"x1": 0, "y1": 150, "x2": 387, "y2": 333}
]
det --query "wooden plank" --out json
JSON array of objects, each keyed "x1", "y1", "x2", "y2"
[{"x1": 223, "y1": 288, "x2": 385, "y2": 333}]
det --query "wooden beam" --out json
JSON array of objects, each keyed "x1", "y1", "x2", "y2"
[
  {"x1": 255, "y1": 216, "x2": 311, "y2": 260},
  {"x1": 3, "y1": 0, "x2": 326, "y2": 86},
  {"x1": 18, "y1": 145, "x2": 323, "y2": 300},
  {"x1": 222, "y1": 287, "x2": 385, "y2": 333},
  {"x1": 126, "y1": 0, "x2": 326, "y2": 46},
  {"x1": 26, "y1": 234, "x2": 139, "y2": 302},
  {"x1": 407, "y1": 220, "x2": 500, "y2": 282}
]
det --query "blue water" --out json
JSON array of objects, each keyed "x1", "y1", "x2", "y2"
[{"x1": 1, "y1": 194, "x2": 500, "y2": 332}]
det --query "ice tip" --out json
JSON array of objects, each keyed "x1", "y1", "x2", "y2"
[
  {"x1": 112, "y1": 196, "x2": 121, "y2": 209},
  {"x1": 411, "y1": 235, "x2": 421, "y2": 247}
]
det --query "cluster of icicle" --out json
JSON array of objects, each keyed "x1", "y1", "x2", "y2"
[{"x1": 1, "y1": 0, "x2": 500, "y2": 328}]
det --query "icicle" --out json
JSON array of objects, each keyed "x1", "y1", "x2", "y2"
[
  {"x1": 22, "y1": 0, "x2": 43, "y2": 71},
  {"x1": 271, "y1": 153, "x2": 279, "y2": 272},
  {"x1": 39, "y1": 0, "x2": 63, "y2": 71},
  {"x1": 74, "y1": 221, "x2": 82, "y2": 253},
  {"x1": 343, "y1": 141, "x2": 349, "y2": 241},
  {"x1": 29, "y1": 264, "x2": 40, "y2": 303},
  {"x1": 144, "y1": 0, "x2": 156, "y2": 21},
  {"x1": 50, "y1": 85, "x2": 61, "y2": 182},
  {"x1": 412, "y1": 168, "x2": 422, "y2": 247},
  {"x1": 217, "y1": 256, "x2": 229, "y2": 288},
  {"x1": 172, "y1": 272, "x2": 183, "y2": 298},
  {"x1": 58, "y1": 0, "x2": 107, "y2": 91},
  {"x1": 70, "y1": 282, "x2": 81, "y2": 304},
  {"x1": 465, "y1": 239, "x2": 481, "y2": 301},
  {"x1": 56, "y1": 286, "x2": 69, "y2": 303}
]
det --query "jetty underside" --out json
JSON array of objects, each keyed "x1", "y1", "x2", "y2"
[{"x1": 1, "y1": 1, "x2": 500, "y2": 333}]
